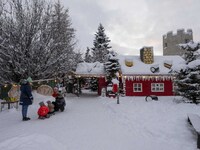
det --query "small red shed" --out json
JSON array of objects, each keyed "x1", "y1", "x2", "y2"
[{"x1": 75, "y1": 62, "x2": 107, "y2": 95}]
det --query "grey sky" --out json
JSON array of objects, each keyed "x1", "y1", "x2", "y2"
[{"x1": 60, "y1": 0, "x2": 200, "y2": 55}]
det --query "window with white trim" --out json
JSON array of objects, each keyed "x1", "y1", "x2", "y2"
[
  {"x1": 133, "y1": 83, "x2": 142, "y2": 92},
  {"x1": 151, "y1": 83, "x2": 164, "y2": 92}
]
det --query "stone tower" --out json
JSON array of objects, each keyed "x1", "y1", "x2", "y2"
[{"x1": 163, "y1": 29, "x2": 193, "y2": 56}]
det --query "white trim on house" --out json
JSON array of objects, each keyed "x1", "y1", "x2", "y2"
[
  {"x1": 151, "y1": 83, "x2": 164, "y2": 92},
  {"x1": 133, "y1": 83, "x2": 143, "y2": 92}
]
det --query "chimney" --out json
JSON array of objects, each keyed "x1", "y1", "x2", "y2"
[{"x1": 140, "y1": 47, "x2": 154, "y2": 64}]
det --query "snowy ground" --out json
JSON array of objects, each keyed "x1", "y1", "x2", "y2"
[{"x1": 0, "y1": 90, "x2": 200, "y2": 150}]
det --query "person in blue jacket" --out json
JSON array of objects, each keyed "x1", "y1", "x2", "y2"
[{"x1": 19, "y1": 77, "x2": 33, "y2": 121}]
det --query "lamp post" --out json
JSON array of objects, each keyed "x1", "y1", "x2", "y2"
[{"x1": 117, "y1": 88, "x2": 120, "y2": 104}]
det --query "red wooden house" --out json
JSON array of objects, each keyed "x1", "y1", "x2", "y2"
[
  {"x1": 75, "y1": 47, "x2": 185, "y2": 96},
  {"x1": 119, "y1": 47, "x2": 185, "y2": 96}
]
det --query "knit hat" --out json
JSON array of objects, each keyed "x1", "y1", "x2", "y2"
[
  {"x1": 27, "y1": 77, "x2": 33, "y2": 83},
  {"x1": 39, "y1": 101, "x2": 44, "y2": 106},
  {"x1": 53, "y1": 87, "x2": 58, "y2": 92},
  {"x1": 47, "y1": 100, "x2": 51, "y2": 104},
  {"x1": 20, "y1": 79, "x2": 28, "y2": 84}
]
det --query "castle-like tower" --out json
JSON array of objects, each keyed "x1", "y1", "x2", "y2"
[{"x1": 163, "y1": 29, "x2": 193, "y2": 56}]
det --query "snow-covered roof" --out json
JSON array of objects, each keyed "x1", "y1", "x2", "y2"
[
  {"x1": 75, "y1": 62, "x2": 105, "y2": 76},
  {"x1": 119, "y1": 55, "x2": 185, "y2": 75},
  {"x1": 75, "y1": 55, "x2": 185, "y2": 76}
]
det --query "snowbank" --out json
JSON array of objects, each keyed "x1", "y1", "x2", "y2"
[{"x1": 0, "y1": 134, "x2": 65, "y2": 150}]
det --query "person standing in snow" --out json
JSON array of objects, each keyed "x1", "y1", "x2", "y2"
[{"x1": 19, "y1": 77, "x2": 33, "y2": 121}]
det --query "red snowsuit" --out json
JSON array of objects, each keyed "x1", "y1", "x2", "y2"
[{"x1": 38, "y1": 106, "x2": 49, "y2": 117}]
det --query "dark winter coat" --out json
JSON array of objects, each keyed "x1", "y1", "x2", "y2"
[
  {"x1": 20, "y1": 81, "x2": 33, "y2": 106},
  {"x1": 55, "y1": 96, "x2": 66, "y2": 107}
]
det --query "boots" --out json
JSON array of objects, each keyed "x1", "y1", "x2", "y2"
[
  {"x1": 23, "y1": 117, "x2": 31, "y2": 121},
  {"x1": 38, "y1": 116, "x2": 45, "y2": 119}
]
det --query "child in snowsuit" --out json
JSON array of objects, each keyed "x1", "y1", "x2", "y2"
[
  {"x1": 47, "y1": 100, "x2": 55, "y2": 115},
  {"x1": 37, "y1": 102, "x2": 50, "y2": 119},
  {"x1": 54, "y1": 93, "x2": 66, "y2": 112},
  {"x1": 52, "y1": 87, "x2": 59, "y2": 98}
]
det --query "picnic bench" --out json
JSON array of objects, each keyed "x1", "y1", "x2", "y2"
[
  {"x1": 145, "y1": 95, "x2": 158, "y2": 102},
  {"x1": 187, "y1": 113, "x2": 200, "y2": 148},
  {"x1": 0, "y1": 100, "x2": 19, "y2": 111}
]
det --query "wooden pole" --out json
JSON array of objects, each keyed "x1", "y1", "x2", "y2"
[{"x1": 117, "y1": 87, "x2": 120, "y2": 104}]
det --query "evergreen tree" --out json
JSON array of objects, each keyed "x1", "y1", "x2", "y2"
[
  {"x1": 49, "y1": 1, "x2": 78, "y2": 74},
  {"x1": 174, "y1": 41, "x2": 200, "y2": 103},
  {"x1": 0, "y1": 0, "x2": 79, "y2": 83},
  {"x1": 91, "y1": 23, "x2": 111, "y2": 63},
  {"x1": 84, "y1": 47, "x2": 92, "y2": 63},
  {"x1": 90, "y1": 77, "x2": 98, "y2": 91},
  {"x1": 104, "y1": 51, "x2": 120, "y2": 83},
  {"x1": 181, "y1": 41, "x2": 200, "y2": 64},
  {"x1": 72, "y1": 51, "x2": 83, "y2": 69}
]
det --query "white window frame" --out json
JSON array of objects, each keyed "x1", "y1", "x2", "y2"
[
  {"x1": 151, "y1": 83, "x2": 164, "y2": 92},
  {"x1": 133, "y1": 83, "x2": 142, "y2": 92}
]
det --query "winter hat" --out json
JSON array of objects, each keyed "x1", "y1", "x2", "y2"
[
  {"x1": 27, "y1": 77, "x2": 33, "y2": 83},
  {"x1": 39, "y1": 101, "x2": 45, "y2": 106},
  {"x1": 53, "y1": 87, "x2": 59, "y2": 92},
  {"x1": 20, "y1": 79, "x2": 28, "y2": 84},
  {"x1": 47, "y1": 100, "x2": 51, "y2": 104}
]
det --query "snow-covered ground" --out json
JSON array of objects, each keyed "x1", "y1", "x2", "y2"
[{"x1": 0, "y1": 90, "x2": 199, "y2": 150}]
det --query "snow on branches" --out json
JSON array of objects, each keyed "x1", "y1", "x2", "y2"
[{"x1": 174, "y1": 41, "x2": 200, "y2": 103}]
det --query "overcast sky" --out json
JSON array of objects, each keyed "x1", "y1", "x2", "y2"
[{"x1": 60, "y1": 0, "x2": 200, "y2": 56}]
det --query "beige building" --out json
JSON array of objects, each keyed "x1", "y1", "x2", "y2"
[{"x1": 163, "y1": 29, "x2": 193, "y2": 56}]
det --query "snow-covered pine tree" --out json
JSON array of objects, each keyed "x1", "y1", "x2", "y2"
[
  {"x1": 0, "y1": 0, "x2": 46, "y2": 82},
  {"x1": 0, "y1": 1, "x2": 3, "y2": 83},
  {"x1": 0, "y1": 0, "x2": 3, "y2": 16},
  {"x1": 104, "y1": 51, "x2": 120, "y2": 83},
  {"x1": 49, "y1": 1, "x2": 78, "y2": 75},
  {"x1": 90, "y1": 77, "x2": 98, "y2": 91},
  {"x1": 0, "y1": 0, "x2": 3, "y2": 47},
  {"x1": 91, "y1": 23, "x2": 111, "y2": 63},
  {"x1": 72, "y1": 51, "x2": 84, "y2": 70},
  {"x1": 174, "y1": 41, "x2": 200, "y2": 103},
  {"x1": 0, "y1": 0, "x2": 79, "y2": 83},
  {"x1": 181, "y1": 41, "x2": 200, "y2": 64},
  {"x1": 84, "y1": 47, "x2": 92, "y2": 63}
]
